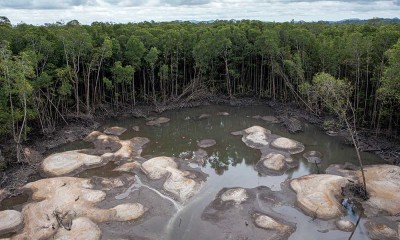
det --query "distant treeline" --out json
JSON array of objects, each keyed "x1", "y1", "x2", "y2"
[{"x1": 0, "y1": 17, "x2": 400, "y2": 151}]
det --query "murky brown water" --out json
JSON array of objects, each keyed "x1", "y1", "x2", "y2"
[
  {"x1": 0, "y1": 194, "x2": 29, "y2": 212},
  {"x1": 1, "y1": 105, "x2": 384, "y2": 239}
]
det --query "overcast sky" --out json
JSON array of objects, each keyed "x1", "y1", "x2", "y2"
[{"x1": 0, "y1": 0, "x2": 399, "y2": 25}]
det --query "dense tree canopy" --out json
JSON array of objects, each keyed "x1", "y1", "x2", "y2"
[{"x1": 0, "y1": 18, "x2": 400, "y2": 151}]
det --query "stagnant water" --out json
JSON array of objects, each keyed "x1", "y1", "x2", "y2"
[{"x1": 1, "y1": 105, "x2": 384, "y2": 239}]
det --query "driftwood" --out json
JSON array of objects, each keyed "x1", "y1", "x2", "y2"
[
  {"x1": 342, "y1": 182, "x2": 369, "y2": 201},
  {"x1": 170, "y1": 79, "x2": 212, "y2": 105},
  {"x1": 53, "y1": 210, "x2": 74, "y2": 231}
]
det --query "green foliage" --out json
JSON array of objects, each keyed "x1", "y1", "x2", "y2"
[
  {"x1": 0, "y1": 42, "x2": 36, "y2": 139},
  {"x1": 304, "y1": 71, "x2": 368, "y2": 193},
  {"x1": 125, "y1": 35, "x2": 145, "y2": 68},
  {"x1": 111, "y1": 61, "x2": 134, "y2": 84},
  {"x1": 159, "y1": 64, "x2": 169, "y2": 81},
  {"x1": 56, "y1": 67, "x2": 72, "y2": 96},
  {"x1": 311, "y1": 72, "x2": 352, "y2": 116},
  {"x1": 34, "y1": 72, "x2": 52, "y2": 89},
  {"x1": 255, "y1": 29, "x2": 279, "y2": 58},
  {"x1": 284, "y1": 53, "x2": 304, "y2": 82},
  {"x1": 58, "y1": 79, "x2": 72, "y2": 96},
  {"x1": 145, "y1": 47, "x2": 159, "y2": 67},
  {"x1": 103, "y1": 77, "x2": 112, "y2": 91},
  {"x1": 0, "y1": 103, "x2": 10, "y2": 135},
  {"x1": 379, "y1": 38, "x2": 400, "y2": 102},
  {"x1": 298, "y1": 81, "x2": 311, "y2": 95},
  {"x1": 95, "y1": 36, "x2": 113, "y2": 63},
  {"x1": 0, "y1": 16, "x2": 11, "y2": 28},
  {"x1": 0, "y1": 18, "x2": 399, "y2": 143}
]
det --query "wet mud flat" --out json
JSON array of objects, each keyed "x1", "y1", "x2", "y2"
[{"x1": 0, "y1": 105, "x2": 399, "y2": 240}]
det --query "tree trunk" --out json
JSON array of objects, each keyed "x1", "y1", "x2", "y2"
[
  {"x1": 132, "y1": 72, "x2": 136, "y2": 107},
  {"x1": 344, "y1": 117, "x2": 367, "y2": 197},
  {"x1": 151, "y1": 66, "x2": 156, "y2": 103}
]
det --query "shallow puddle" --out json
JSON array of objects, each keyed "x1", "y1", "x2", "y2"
[
  {"x1": 75, "y1": 161, "x2": 122, "y2": 178},
  {"x1": 0, "y1": 193, "x2": 29, "y2": 211}
]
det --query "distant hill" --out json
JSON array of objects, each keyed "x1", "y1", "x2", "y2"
[
  {"x1": 331, "y1": 17, "x2": 400, "y2": 24},
  {"x1": 174, "y1": 20, "x2": 216, "y2": 24},
  {"x1": 174, "y1": 18, "x2": 400, "y2": 25}
]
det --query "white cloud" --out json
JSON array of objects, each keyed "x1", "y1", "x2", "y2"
[{"x1": 0, "y1": 0, "x2": 399, "y2": 24}]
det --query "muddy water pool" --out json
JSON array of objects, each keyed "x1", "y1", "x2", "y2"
[
  {"x1": 102, "y1": 105, "x2": 381, "y2": 240},
  {"x1": 1, "y1": 105, "x2": 385, "y2": 240}
]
